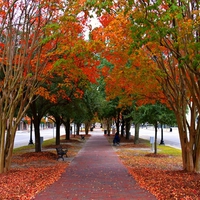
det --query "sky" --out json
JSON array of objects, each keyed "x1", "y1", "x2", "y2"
[{"x1": 83, "y1": 12, "x2": 101, "y2": 40}]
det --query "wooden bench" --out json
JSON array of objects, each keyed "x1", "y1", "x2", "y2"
[
  {"x1": 56, "y1": 146, "x2": 68, "y2": 161},
  {"x1": 81, "y1": 135, "x2": 85, "y2": 140}
]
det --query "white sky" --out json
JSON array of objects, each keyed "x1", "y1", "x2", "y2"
[{"x1": 84, "y1": 12, "x2": 101, "y2": 40}]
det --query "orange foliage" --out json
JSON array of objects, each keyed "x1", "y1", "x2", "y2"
[
  {"x1": 92, "y1": 11, "x2": 166, "y2": 108},
  {"x1": 34, "y1": 9, "x2": 101, "y2": 103}
]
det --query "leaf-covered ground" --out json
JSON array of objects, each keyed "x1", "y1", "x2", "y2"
[
  {"x1": 108, "y1": 135, "x2": 200, "y2": 200},
  {"x1": 1, "y1": 134, "x2": 200, "y2": 199},
  {"x1": 0, "y1": 135, "x2": 89, "y2": 200}
]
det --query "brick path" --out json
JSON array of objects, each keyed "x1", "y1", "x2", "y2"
[{"x1": 34, "y1": 130, "x2": 156, "y2": 200}]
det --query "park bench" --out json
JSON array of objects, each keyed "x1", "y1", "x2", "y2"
[
  {"x1": 56, "y1": 146, "x2": 68, "y2": 161},
  {"x1": 81, "y1": 135, "x2": 85, "y2": 140}
]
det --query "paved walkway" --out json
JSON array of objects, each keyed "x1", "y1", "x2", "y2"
[{"x1": 34, "y1": 129, "x2": 156, "y2": 200}]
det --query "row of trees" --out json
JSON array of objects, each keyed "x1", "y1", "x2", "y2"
[
  {"x1": 0, "y1": 0, "x2": 199, "y2": 174},
  {"x1": 86, "y1": 0, "x2": 200, "y2": 172},
  {"x1": 0, "y1": 0, "x2": 102, "y2": 173}
]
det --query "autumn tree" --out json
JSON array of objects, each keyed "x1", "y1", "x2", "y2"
[
  {"x1": 124, "y1": 0, "x2": 200, "y2": 172},
  {"x1": 88, "y1": 0, "x2": 200, "y2": 172},
  {"x1": 25, "y1": 1, "x2": 101, "y2": 151},
  {"x1": 91, "y1": 11, "x2": 165, "y2": 140},
  {"x1": 0, "y1": 0, "x2": 64, "y2": 173}
]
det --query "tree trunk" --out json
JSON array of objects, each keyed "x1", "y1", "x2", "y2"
[
  {"x1": 85, "y1": 122, "x2": 90, "y2": 135},
  {"x1": 116, "y1": 111, "x2": 120, "y2": 134},
  {"x1": 0, "y1": 91, "x2": 34, "y2": 173},
  {"x1": 33, "y1": 115, "x2": 41, "y2": 152},
  {"x1": 1, "y1": 122, "x2": 17, "y2": 173},
  {"x1": 76, "y1": 123, "x2": 81, "y2": 136},
  {"x1": 0, "y1": 119, "x2": 8, "y2": 173},
  {"x1": 160, "y1": 124, "x2": 165, "y2": 145},
  {"x1": 125, "y1": 119, "x2": 131, "y2": 140},
  {"x1": 154, "y1": 122, "x2": 158, "y2": 154},
  {"x1": 134, "y1": 123, "x2": 140, "y2": 144},
  {"x1": 107, "y1": 118, "x2": 112, "y2": 136},
  {"x1": 29, "y1": 117, "x2": 34, "y2": 145},
  {"x1": 64, "y1": 119, "x2": 70, "y2": 140},
  {"x1": 0, "y1": 78, "x2": 35, "y2": 173},
  {"x1": 195, "y1": 145, "x2": 200, "y2": 172},
  {"x1": 179, "y1": 128, "x2": 194, "y2": 171},
  {"x1": 55, "y1": 116, "x2": 61, "y2": 145},
  {"x1": 169, "y1": 96, "x2": 200, "y2": 173},
  {"x1": 121, "y1": 116, "x2": 125, "y2": 137},
  {"x1": 30, "y1": 101, "x2": 42, "y2": 153}
]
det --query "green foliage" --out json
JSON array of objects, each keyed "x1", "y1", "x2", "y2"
[
  {"x1": 41, "y1": 23, "x2": 60, "y2": 45},
  {"x1": 99, "y1": 100, "x2": 117, "y2": 119},
  {"x1": 98, "y1": 57, "x2": 114, "y2": 70},
  {"x1": 85, "y1": 0, "x2": 113, "y2": 15},
  {"x1": 139, "y1": 102, "x2": 176, "y2": 126}
]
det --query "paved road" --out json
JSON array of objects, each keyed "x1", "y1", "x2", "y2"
[
  {"x1": 14, "y1": 127, "x2": 63, "y2": 148},
  {"x1": 131, "y1": 126, "x2": 181, "y2": 149},
  {"x1": 14, "y1": 126, "x2": 181, "y2": 149}
]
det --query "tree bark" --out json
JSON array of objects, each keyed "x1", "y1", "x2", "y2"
[
  {"x1": 55, "y1": 116, "x2": 61, "y2": 145},
  {"x1": 116, "y1": 111, "x2": 120, "y2": 134},
  {"x1": 33, "y1": 115, "x2": 42, "y2": 152},
  {"x1": 125, "y1": 118, "x2": 131, "y2": 140},
  {"x1": 76, "y1": 123, "x2": 81, "y2": 136},
  {"x1": 29, "y1": 117, "x2": 34, "y2": 145},
  {"x1": 154, "y1": 122, "x2": 158, "y2": 154},
  {"x1": 3, "y1": 124, "x2": 17, "y2": 173},
  {"x1": 30, "y1": 100, "x2": 43, "y2": 153},
  {"x1": 85, "y1": 122, "x2": 90, "y2": 135},
  {"x1": 134, "y1": 123, "x2": 140, "y2": 144},
  {"x1": 64, "y1": 119, "x2": 70, "y2": 140},
  {"x1": 160, "y1": 124, "x2": 165, "y2": 145},
  {"x1": 121, "y1": 116, "x2": 125, "y2": 137},
  {"x1": 107, "y1": 118, "x2": 112, "y2": 136}
]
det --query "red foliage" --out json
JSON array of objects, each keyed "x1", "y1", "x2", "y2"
[
  {"x1": 0, "y1": 165, "x2": 67, "y2": 199},
  {"x1": 128, "y1": 168, "x2": 200, "y2": 200},
  {"x1": 0, "y1": 152, "x2": 68, "y2": 199},
  {"x1": 0, "y1": 136, "x2": 88, "y2": 199},
  {"x1": 98, "y1": 14, "x2": 114, "y2": 27},
  {"x1": 116, "y1": 144, "x2": 200, "y2": 198}
]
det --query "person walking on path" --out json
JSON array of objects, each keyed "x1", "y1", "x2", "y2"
[{"x1": 34, "y1": 130, "x2": 156, "y2": 200}]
